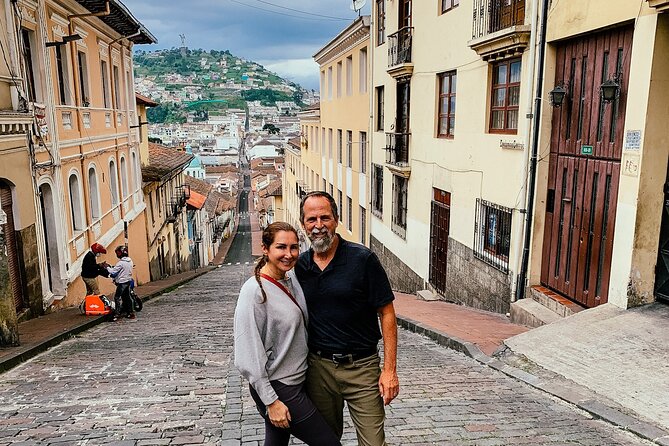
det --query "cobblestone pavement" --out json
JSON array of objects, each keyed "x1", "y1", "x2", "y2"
[{"x1": 0, "y1": 266, "x2": 651, "y2": 445}]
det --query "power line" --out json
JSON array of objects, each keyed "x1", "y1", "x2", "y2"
[
  {"x1": 229, "y1": 0, "x2": 350, "y2": 21},
  {"x1": 253, "y1": 0, "x2": 352, "y2": 20}
]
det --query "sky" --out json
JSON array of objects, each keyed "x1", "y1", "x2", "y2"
[{"x1": 121, "y1": 0, "x2": 371, "y2": 90}]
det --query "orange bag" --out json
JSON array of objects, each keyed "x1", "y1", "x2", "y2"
[{"x1": 80, "y1": 294, "x2": 113, "y2": 315}]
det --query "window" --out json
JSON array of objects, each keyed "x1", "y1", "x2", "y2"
[
  {"x1": 109, "y1": 160, "x2": 119, "y2": 206},
  {"x1": 120, "y1": 156, "x2": 128, "y2": 198},
  {"x1": 338, "y1": 190, "x2": 343, "y2": 223},
  {"x1": 149, "y1": 192, "x2": 155, "y2": 223},
  {"x1": 438, "y1": 71, "x2": 457, "y2": 137},
  {"x1": 391, "y1": 175, "x2": 408, "y2": 238},
  {"x1": 320, "y1": 70, "x2": 325, "y2": 96},
  {"x1": 21, "y1": 28, "x2": 41, "y2": 102},
  {"x1": 474, "y1": 199, "x2": 512, "y2": 272},
  {"x1": 359, "y1": 131, "x2": 367, "y2": 174},
  {"x1": 55, "y1": 45, "x2": 70, "y2": 105},
  {"x1": 100, "y1": 60, "x2": 111, "y2": 108},
  {"x1": 346, "y1": 130, "x2": 353, "y2": 168},
  {"x1": 346, "y1": 56, "x2": 353, "y2": 96},
  {"x1": 360, "y1": 205, "x2": 366, "y2": 245},
  {"x1": 337, "y1": 129, "x2": 343, "y2": 163},
  {"x1": 337, "y1": 62, "x2": 342, "y2": 98},
  {"x1": 347, "y1": 197, "x2": 353, "y2": 231},
  {"x1": 88, "y1": 167, "x2": 100, "y2": 220},
  {"x1": 376, "y1": 86, "x2": 384, "y2": 131},
  {"x1": 329, "y1": 183, "x2": 334, "y2": 198},
  {"x1": 126, "y1": 71, "x2": 133, "y2": 113},
  {"x1": 68, "y1": 173, "x2": 84, "y2": 231},
  {"x1": 328, "y1": 128, "x2": 333, "y2": 158},
  {"x1": 372, "y1": 164, "x2": 383, "y2": 217},
  {"x1": 376, "y1": 0, "x2": 386, "y2": 45},
  {"x1": 77, "y1": 51, "x2": 90, "y2": 106},
  {"x1": 490, "y1": 58, "x2": 521, "y2": 133},
  {"x1": 359, "y1": 48, "x2": 367, "y2": 93},
  {"x1": 327, "y1": 67, "x2": 333, "y2": 100},
  {"x1": 113, "y1": 65, "x2": 121, "y2": 109},
  {"x1": 441, "y1": 0, "x2": 459, "y2": 13}
]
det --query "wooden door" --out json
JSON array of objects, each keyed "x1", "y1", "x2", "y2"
[
  {"x1": 429, "y1": 189, "x2": 450, "y2": 295},
  {"x1": 541, "y1": 26, "x2": 631, "y2": 307},
  {"x1": 0, "y1": 181, "x2": 25, "y2": 311}
]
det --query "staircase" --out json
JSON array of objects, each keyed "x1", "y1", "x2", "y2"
[{"x1": 510, "y1": 285, "x2": 584, "y2": 328}]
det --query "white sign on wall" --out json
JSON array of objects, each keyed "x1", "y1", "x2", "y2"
[{"x1": 624, "y1": 130, "x2": 642, "y2": 151}]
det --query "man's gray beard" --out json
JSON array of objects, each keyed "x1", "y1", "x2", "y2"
[{"x1": 310, "y1": 232, "x2": 333, "y2": 253}]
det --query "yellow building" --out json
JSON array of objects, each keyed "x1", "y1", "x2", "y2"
[
  {"x1": 285, "y1": 16, "x2": 371, "y2": 246},
  {"x1": 11, "y1": 0, "x2": 155, "y2": 312}
]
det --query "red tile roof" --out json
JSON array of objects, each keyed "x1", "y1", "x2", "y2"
[{"x1": 142, "y1": 143, "x2": 194, "y2": 181}]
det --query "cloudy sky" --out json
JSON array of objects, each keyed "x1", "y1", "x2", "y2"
[{"x1": 121, "y1": 0, "x2": 371, "y2": 90}]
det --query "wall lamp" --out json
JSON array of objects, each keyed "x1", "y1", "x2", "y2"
[
  {"x1": 600, "y1": 75, "x2": 621, "y2": 103},
  {"x1": 549, "y1": 85, "x2": 567, "y2": 107},
  {"x1": 45, "y1": 34, "x2": 82, "y2": 47}
]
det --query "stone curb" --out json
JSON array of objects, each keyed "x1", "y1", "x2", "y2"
[
  {"x1": 395, "y1": 314, "x2": 669, "y2": 445},
  {"x1": 0, "y1": 268, "x2": 214, "y2": 375}
]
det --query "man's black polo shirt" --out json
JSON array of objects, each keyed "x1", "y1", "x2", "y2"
[{"x1": 295, "y1": 235, "x2": 394, "y2": 353}]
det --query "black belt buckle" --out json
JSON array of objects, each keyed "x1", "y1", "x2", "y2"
[{"x1": 331, "y1": 353, "x2": 353, "y2": 365}]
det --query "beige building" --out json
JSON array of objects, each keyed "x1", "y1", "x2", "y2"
[
  {"x1": 367, "y1": 0, "x2": 669, "y2": 316},
  {"x1": 8, "y1": 0, "x2": 154, "y2": 314},
  {"x1": 285, "y1": 17, "x2": 371, "y2": 245}
]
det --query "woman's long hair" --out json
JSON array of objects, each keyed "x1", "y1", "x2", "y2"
[{"x1": 254, "y1": 222, "x2": 299, "y2": 303}]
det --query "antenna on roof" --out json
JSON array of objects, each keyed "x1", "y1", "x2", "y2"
[{"x1": 350, "y1": 0, "x2": 366, "y2": 16}]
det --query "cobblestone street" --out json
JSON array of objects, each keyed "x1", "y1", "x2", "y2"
[{"x1": 0, "y1": 265, "x2": 651, "y2": 445}]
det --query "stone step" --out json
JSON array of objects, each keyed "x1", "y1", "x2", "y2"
[
  {"x1": 530, "y1": 286, "x2": 584, "y2": 317},
  {"x1": 510, "y1": 298, "x2": 562, "y2": 328}
]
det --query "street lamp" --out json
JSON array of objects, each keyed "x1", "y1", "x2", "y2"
[
  {"x1": 600, "y1": 76, "x2": 621, "y2": 103},
  {"x1": 549, "y1": 85, "x2": 567, "y2": 108},
  {"x1": 45, "y1": 34, "x2": 82, "y2": 47}
]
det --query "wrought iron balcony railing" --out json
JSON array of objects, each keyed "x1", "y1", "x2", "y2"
[
  {"x1": 472, "y1": 0, "x2": 525, "y2": 39},
  {"x1": 388, "y1": 27, "x2": 413, "y2": 68},
  {"x1": 384, "y1": 132, "x2": 410, "y2": 166}
]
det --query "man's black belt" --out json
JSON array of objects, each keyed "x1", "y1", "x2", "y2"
[{"x1": 310, "y1": 347, "x2": 377, "y2": 365}]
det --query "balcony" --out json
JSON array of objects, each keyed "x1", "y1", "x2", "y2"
[
  {"x1": 648, "y1": 0, "x2": 669, "y2": 11},
  {"x1": 469, "y1": 0, "x2": 530, "y2": 61},
  {"x1": 387, "y1": 27, "x2": 414, "y2": 78},
  {"x1": 384, "y1": 132, "x2": 411, "y2": 177}
]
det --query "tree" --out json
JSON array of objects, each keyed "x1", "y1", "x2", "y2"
[{"x1": 263, "y1": 123, "x2": 280, "y2": 135}]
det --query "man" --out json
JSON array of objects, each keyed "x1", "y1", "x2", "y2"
[
  {"x1": 295, "y1": 191, "x2": 399, "y2": 446},
  {"x1": 107, "y1": 245, "x2": 136, "y2": 321},
  {"x1": 81, "y1": 243, "x2": 109, "y2": 295}
]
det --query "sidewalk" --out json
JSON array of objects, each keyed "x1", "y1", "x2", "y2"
[{"x1": 0, "y1": 267, "x2": 213, "y2": 374}]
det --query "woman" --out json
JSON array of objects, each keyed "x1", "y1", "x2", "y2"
[{"x1": 234, "y1": 222, "x2": 340, "y2": 446}]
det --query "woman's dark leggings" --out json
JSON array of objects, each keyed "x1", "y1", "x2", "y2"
[{"x1": 250, "y1": 381, "x2": 341, "y2": 446}]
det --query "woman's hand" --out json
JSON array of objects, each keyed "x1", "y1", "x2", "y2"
[{"x1": 267, "y1": 399, "x2": 291, "y2": 429}]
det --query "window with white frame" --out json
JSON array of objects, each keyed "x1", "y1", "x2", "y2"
[
  {"x1": 77, "y1": 51, "x2": 90, "y2": 106},
  {"x1": 372, "y1": 164, "x2": 383, "y2": 217},
  {"x1": 120, "y1": 156, "x2": 128, "y2": 198},
  {"x1": 21, "y1": 27, "x2": 43, "y2": 102},
  {"x1": 359, "y1": 131, "x2": 367, "y2": 173},
  {"x1": 87, "y1": 167, "x2": 100, "y2": 220},
  {"x1": 100, "y1": 60, "x2": 111, "y2": 108},
  {"x1": 68, "y1": 173, "x2": 84, "y2": 231},
  {"x1": 391, "y1": 175, "x2": 408, "y2": 238},
  {"x1": 359, "y1": 48, "x2": 368, "y2": 93},
  {"x1": 109, "y1": 160, "x2": 119, "y2": 206}
]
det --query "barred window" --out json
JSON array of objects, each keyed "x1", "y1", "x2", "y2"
[
  {"x1": 474, "y1": 199, "x2": 512, "y2": 272},
  {"x1": 372, "y1": 164, "x2": 383, "y2": 217},
  {"x1": 346, "y1": 130, "x2": 353, "y2": 168},
  {"x1": 360, "y1": 131, "x2": 367, "y2": 173},
  {"x1": 360, "y1": 205, "x2": 366, "y2": 245},
  {"x1": 338, "y1": 190, "x2": 343, "y2": 223},
  {"x1": 337, "y1": 129, "x2": 343, "y2": 164},
  {"x1": 347, "y1": 197, "x2": 353, "y2": 231},
  {"x1": 391, "y1": 175, "x2": 408, "y2": 239}
]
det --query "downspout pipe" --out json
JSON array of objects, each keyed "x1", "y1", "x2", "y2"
[{"x1": 516, "y1": 0, "x2": 551, "y2": 301}]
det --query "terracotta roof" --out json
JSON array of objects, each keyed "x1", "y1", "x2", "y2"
[
  {"x1": 253, "y1": 139, "x2": 278, "y2": 147},
  {"x1": 142, "y1": 143, "x2": 193, "y2": 181},
  {"x1": 259, "y1": 179, "x2": 282, "y2": 197},
  {"x1": 186, "y1": 190, "x2": 206, "y2": 210},
  {"x1": 205, "y1": 165, "x2": 238, "y2": 174},
  {"x1": 135, "y1": 92, "x2": 158, "y2": 107},
  {"x1": 288, "y1": 137, "x2": 301, "y2": 149},
  {"x1": 184, "y1": 174, "x2": 213, "y2": 197},
  {"x1": 307, "y1": 102, "x2": 320, "y2": 110}
]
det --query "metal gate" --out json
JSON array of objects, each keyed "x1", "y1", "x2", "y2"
[
  {"x1": 540, "y1": 26, "x2": 632, "y2": 307},
  {"x1": 0, "y1": 181, "x2": 25, "y2": 311},
  {"x1": 429, "y1": 189, "x2": 450, "y2": 295}
]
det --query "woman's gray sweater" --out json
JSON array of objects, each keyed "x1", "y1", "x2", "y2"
[{"x1": 233, "y1": 269, "x2": 309, "y2": 405}]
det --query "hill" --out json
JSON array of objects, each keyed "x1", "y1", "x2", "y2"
[{"x1": 134, "y1": 48, "x2": 308, "y2": 123}]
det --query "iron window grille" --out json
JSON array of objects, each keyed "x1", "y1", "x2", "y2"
[
  {"x1": 372, "y1": 164, "x2": 383, "y2": 217},
  {"x1": 391, "y1": 175, "x2": 408, "y2": 239},
  {"x1": 474, "y1": 198, "x2": 512, "y2": 273}
]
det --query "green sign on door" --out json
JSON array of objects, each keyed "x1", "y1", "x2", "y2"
[{"x1": 581, "y1": 145, "x2": 593, "y2": 155}]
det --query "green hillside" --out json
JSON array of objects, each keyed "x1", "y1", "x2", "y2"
[{"x1": 134, "y1": 48, "x2": 306, "y2": 123}]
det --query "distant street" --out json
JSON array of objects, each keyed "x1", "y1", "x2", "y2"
[{"x1": 0, "y1": 262, "x2": 651, "y2": 445}]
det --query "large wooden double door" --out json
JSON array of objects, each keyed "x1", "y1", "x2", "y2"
[{"x1": 541, "y1": 26, "x2": 632, "y2": 307}]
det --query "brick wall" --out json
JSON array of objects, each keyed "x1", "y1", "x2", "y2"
[
  {"x1": 370, "y1": 236, "x2": 425, "y2": 294},
  {"x1": 445, "y1": 238, "x2": 512, "y2": 314}
]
